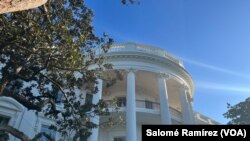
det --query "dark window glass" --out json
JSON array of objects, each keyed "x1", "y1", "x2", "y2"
[
  {"x1": 114, "y1": 136, "x2": 126, "y2": 141},
  {"x1": 40, "y1": 125, "x2": 56, "y2": 141},
  {"x1": 117, "y1": 97, "x2": 126, "y2": 107},
  {"x1": 86, "y1": 94, "x2": 93, "y2": 104},
  {"x1": 0, "y1": 115, "x2": 10, "y2": 135},
  {"x1": 0, "y1": 116, "x2": 9, "y2": 126},
  {"x1": 145, "y1": 100, "x2": 153, "y2": 109},
  {"x1": 56, "y1": 92, "x2": 64, "y2": 104}
]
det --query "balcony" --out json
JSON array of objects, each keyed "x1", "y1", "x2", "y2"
[{"x1": 104, "y1": 99, "x2": 182, "y2": 119}]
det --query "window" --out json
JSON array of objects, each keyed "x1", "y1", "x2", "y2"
[
  {"x1": 114, "y1": 136, "x2": 126, "y2": 141},
  {"x1": 56, "y1": 91, "x2": 64, "y2": 104},
  {"x1": 85, "y1": 94, "x2": 93, "y2": 104},
  {"x1": 117, "y1": 97, "x2": 126, "y2": 107},
  {"x1": 0, "y1": 116, "x2": 9, "y2": 126},
  {"x1": 40, "y1": 125, "x2": 56, "y2": 141},
  {"x1": 0, "y1": 116, "x2": 10, "y2": 135},
  {"x1": 145, "y1": 100, "x2": 153, "y2": 109}
]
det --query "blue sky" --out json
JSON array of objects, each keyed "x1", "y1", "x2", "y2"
[{"x1": 86, "y1": 0, "x2": 250, "y2": 124}]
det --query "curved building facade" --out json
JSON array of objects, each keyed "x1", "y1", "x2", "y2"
[
  {"x1": 0, "y1": 42, "x2": 218, "y2": 141},
  {"x1": 90, "y1": 43, "x2": 218, "y2": 141}
]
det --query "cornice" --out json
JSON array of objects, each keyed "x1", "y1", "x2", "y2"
[
  {"x1": 105, "y1": 53, "x2": 194, "y2": 96},
  {"x1": 96, "y1": 42, "x2": 184, "y2": 67},
  {"x1": 94, "y1": 43, "x2": 194, "y2": 96}
]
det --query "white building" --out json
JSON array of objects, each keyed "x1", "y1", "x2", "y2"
[{"x1": 0, "y1": 42, "x2": 218, "y2": 141}]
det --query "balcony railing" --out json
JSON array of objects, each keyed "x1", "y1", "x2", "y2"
[
  {"x1": 136, "y1": 99, "x2": 160, "y2": 110},
  {"x1": 94, "y1": 43, "x2": 184, "y2": 67},
  {"x1": 104, "y1": 99, "x2": 182, "y2": 118},
  {"x1": 169, "y1": 107, "x2": 182, "y2": 118}
]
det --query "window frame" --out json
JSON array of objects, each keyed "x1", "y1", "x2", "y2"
[
  {"x1": 117, "y1": 97, "x2": 126, "y2": 107},
  {"x1": 114, "y1": 136, "x2": 126, "y2": 141},
  {"x1": 145, "y1": 100, "x2": 153, "y2": 109},
  {"x1": 40, "y1": 124, "x2": 56, "y2": 141},
  {"x1": 37, "y1": 114, "x2": 58, "y2": 141},
  {"x1": 0, "y1": 115, "x2": 10, "y2": 126}
]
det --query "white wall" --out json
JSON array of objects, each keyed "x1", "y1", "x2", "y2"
[{"x1": 0, "y1": 97, "x2": 59, "y2": 141}]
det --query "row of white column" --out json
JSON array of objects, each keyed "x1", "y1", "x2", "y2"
[
  {"x1": 88, "y1": 71, "x2": 194, "y2": 141},
  {"x1": 158, "y1": 73, "x2": 195, "y2": 125}
]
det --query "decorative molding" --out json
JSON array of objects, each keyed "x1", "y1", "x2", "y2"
[
  {"x1": 179, "y1": 83, "x2": 190, "y2": 93},
  {"x1": 125, "y1": 68, "x2": 138, "y2": 73},
  {"x1": 158, "y1": 72, "x2": 170, "y2": 79},
  {"x1": 12, "y1": 111, "x2": 19, "y2": 127},
  {"x1": 107, "y1": 42, "x2": 183, "y2": 67},
  {"x1": 105, "y1": 54, "x2": 194, "y2": 93},
  {"x1": 0, "y1": 96, "x2": 25, "y2": 111},
  {"x1": 100, "y1": 43, "x2": 195, "y2": 97},
  {"x1": 183, "y1": 84, "x2": 189, "y2": 91}
]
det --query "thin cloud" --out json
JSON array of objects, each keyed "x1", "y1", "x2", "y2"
[
  {"x1": 196, "y1": 81, "x2": 250, "y2": 94},
  {"x1": 181, "y1": 57, "x2": 250, "y2": 79}
]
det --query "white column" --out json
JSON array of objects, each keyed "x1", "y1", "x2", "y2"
[
  {"x1": 126, "y1": 70, "x2": 137, "y2": 141},
  {"x1": 158, "y1": 73, "x2": 171, "y2": 124},
  {"x1": 180, "y1": 86, "x2": 195, "y2": 124},
  {"x1": 88, "y1": 79, "x2": 103, "y2": 141}
]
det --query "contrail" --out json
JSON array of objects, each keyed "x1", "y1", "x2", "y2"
[
  {"x1": 181, "y1": 57, "x2": 250, "y2": 79},
  {"x1": 195, "y1": 80, "x2": 250, "y2": 94}
]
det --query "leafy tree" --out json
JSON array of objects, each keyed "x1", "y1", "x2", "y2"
[
  {"x1": 223, "y1": 97, "x2": 250, "y2": 124},
  {"x1": 0, "y1": 0, "x2": 128, "y2": 140}
]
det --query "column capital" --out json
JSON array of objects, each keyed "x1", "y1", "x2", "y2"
[
  {"x1": 179, "y1": 85, "x2": 195, "y2": 124},
  {"x1": 158, "y1": 72, "x2": 170, "y2": 79},
  {"x1": 125, "y1": 68, "x2": 138, "y2": 73},
  {"x1": 180, "y1": 83, "x2": 189, "y2": 92}
]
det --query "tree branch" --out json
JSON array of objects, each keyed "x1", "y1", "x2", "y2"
[
  {"x1": 31, "y1": 132, "x2": 54, "y2": 141},
  {"x1": 39, "y1": 72, "x2": 77, "y2": 114},
  {"x1": 3, "y1": 92, "x2": 42, "y2": 111},
  {"x1": 0, "y1": 125, "x2": 30, "y2": 141}
]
